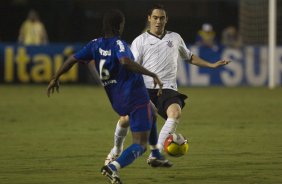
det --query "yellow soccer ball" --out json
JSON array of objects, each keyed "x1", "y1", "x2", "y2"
[{"x1": 164, "y1": 133, "x2": 189, "y2": 157}]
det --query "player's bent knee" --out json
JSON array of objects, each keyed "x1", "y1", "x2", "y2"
[
  {"x1": 166, "y1": 103, "x2": 182, "y2": 119},
  {"x1": 119, "y1": 116, "x2": 130, "y2": 128},
  {"x1": 167, "y1": 109, "x2": 182, "y2": 120}
]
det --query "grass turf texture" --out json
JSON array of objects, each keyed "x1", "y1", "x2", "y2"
[{"x1": 0, "y1": 85, "x2": 281, "y2": 184}]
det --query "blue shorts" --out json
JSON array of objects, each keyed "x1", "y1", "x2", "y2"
[{"x1": 129, "y1": 103, "x2": 153, "y2": 132}]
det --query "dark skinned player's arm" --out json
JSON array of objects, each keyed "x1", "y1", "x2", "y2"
[{"x1": 119, "y1": 57, "x2": 163, "y2": 94}]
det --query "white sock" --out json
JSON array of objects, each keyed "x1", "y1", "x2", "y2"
[
  {"x1": 157, "y1": 118, "x2": 178, "y2": 152},
  {"x1": 112, "y1": 121, "x2": 128, "y2": 154}
]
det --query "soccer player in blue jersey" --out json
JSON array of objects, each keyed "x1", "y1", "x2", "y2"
[{"x1": 47, "y1": 9, "x2": 170, "y2": 184}]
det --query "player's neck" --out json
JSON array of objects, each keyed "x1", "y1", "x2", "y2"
[
  {"x1": 150, "y1": 32, "x2": 163, "y2": 38},
  {"x1": 148, "y1": 30, "x2": 166, "y2": 38}
]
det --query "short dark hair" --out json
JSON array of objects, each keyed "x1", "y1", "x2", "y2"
[
  {"x1": 147, "y1": 4, "x2": 167, "y2": 17},
  {"x1": 102, "y1": 9, "x2": 125, "y2": 36}
]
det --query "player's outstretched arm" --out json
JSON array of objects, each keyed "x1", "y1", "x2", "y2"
[
  {"x1": 120, "y1": 57, "x2": 163, "y2": 96},
  {"x1": 189, "y1": 55, "x2": 230, "y2": 68},
  {"x1": 47, "y1": 55, "x2": 78, "y2": 97}
]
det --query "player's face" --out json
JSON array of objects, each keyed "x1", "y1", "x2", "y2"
[{"x1": 148, "y1": 9, "x2": 167, "y2": 36}]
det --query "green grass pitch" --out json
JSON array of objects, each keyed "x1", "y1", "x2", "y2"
[{"x1": 0, "y1": 85, "x2": 282, "y2": 184}]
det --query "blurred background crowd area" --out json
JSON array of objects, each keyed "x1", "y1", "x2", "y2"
[{"x1": 0, "y1": 0, "x2": 281, "y2": 46}]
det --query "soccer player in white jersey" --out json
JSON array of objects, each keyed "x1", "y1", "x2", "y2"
[{"x1": 105, "y1": 4, "x2": 230, "y2": 166}]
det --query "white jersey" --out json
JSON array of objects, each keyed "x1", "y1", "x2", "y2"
[{"x1": 131, "y1": 31, "x2": 192, "y2": 90}]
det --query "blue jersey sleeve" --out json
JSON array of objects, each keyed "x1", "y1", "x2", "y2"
[
  {"x1": 74, "y1": 39, "x2": 96, "y2": 63},
  {"x1": 115, "y1": 40, "x2": 134, "y2": 61}
]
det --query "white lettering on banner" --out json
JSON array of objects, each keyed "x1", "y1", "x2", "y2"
[
  {"x1": 176, "y1": 47, "x2": 282, "y2": 86},
  {"x1": 189, "y1": 46, "x2": 209, "y2": 86},
  {"x1": 220, "y1": 48, "x2": 243, "y2": 86},
  {"x1": 245, "y1": 47, "x2": 267, "y2": 86},
  {"x1": 190, "y1": 65, "x2": 209, "y2": 86}
]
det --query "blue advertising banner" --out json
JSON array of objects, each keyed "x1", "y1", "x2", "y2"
[
  {"x1": 1, "y1": 43, "x2": 282, "y2": 86},
  {"x1": 177, "y1": 46, "x2": 282, "y2": 86},
  {"x1": 0, "y1": 43, "x2": 86, "y2": 83}
]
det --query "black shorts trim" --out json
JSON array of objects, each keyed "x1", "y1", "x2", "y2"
[{"x1": 147, "y1": 89, "x2": 188, "y2": 119}]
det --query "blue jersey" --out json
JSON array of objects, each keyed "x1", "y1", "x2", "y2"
[{"x1": 74, "y1": 37, "x2": 149, "y2": 116}]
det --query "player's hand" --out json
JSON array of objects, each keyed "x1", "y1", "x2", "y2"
[
  {"x1": 47, "y1": 79, "x2": 60, "y2": 97},
  {"x1": 212, "y1": 60, "x2": 231, "y2": 68},
  {"x1": 152, "y1": 75, "x2": 163, "y2": 96}
]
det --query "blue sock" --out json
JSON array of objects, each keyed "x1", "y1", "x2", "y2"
[
  {"x1": 116, "y1": 143, "x2": 145, "y2": 168},
  {"x1": 151, "y1": 149, "x2": 162, "y2": 159},
  {"x1": 148, "y1": 120, "x2": 163, "y2": 159}
]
